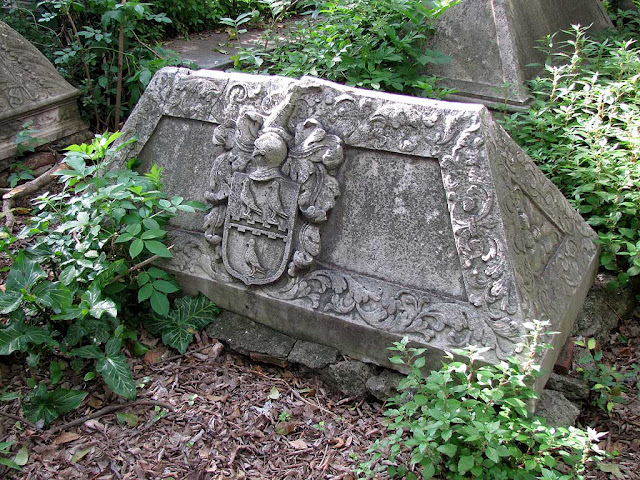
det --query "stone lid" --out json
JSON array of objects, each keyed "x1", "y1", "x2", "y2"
[{"x1": 0, "y1": 20, "x2": 81, "y2": 121}]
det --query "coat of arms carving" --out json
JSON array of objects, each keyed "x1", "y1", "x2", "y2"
[{"x1": 204, "y1": 84, "x2": 344, "y2": 285}]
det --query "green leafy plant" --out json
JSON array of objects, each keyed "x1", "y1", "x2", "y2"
[
  {"x1": 220, "y1": 10, "x2": 258, "y2": 47},
  {"x1": 1, "y1": 1, "x2": 181, "y2": 131},
  {"x1": 358, "y1": 321, "x2": 605, "y2": 479},
  {"x1": 0, "y1": 441, "x2": 23, "y2": 472},
  {"x1": 574, "y1": 338, "x2": 630, "y2": 414},
  {"x1": 233, "y1": 0, "x2": 458, "y2": 97},
  {"x1": 500, "y1": 23, "x2": 640, "y2": 286},
  {"x1": 0, "y1": 132, "x2": 215, "y2": 424},
  {"x1": 144, "y1": 294, "x2": 220, "y2": 354}
]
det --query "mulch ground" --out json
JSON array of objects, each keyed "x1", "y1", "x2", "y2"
[{"x1": 0, "y1": 151, "x2": 638, "y2": 479}]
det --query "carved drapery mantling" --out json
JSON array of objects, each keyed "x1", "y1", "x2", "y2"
[{"x1": 203, "y1": 84, "x2": 344, "y2": 285}]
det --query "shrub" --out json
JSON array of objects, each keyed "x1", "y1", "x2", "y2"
[
  {"x1": 232, "y1": 0, "x2": 459, "y2": 97},
  {"x1": 0, "y1": 133, "x2": 216, "y2": 425},
  {"x1": 500, "y1": 24, "x2": 640, "y2": 286},
  {"x1": 358, "y1": 322, "x2": 605, "y2": 479},
  {"x1": 0, "y1": 0, "x2": 182, "y2": 131}
]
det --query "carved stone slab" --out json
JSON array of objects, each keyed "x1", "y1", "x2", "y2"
[
  {"x1": 0, "y1": 21, "x2": 88, "y2": 162},
  {"x1": 111, "y1": 68, "x2": 599, "y2": 389},
  {"x1": 428, "y1": 0, "x2": 612, "y2": 108}
]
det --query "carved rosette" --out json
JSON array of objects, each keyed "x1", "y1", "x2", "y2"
[{"x1": 204, "y1": 83, "x2": 344, "y2": 286}]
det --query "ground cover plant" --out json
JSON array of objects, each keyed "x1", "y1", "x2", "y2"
[
  {"x1": 0, "y1": 133, "x2": 218, "y2": 427},
  {"x1": 232, "y1": 0, "x2": 459, "y2": 97},
  {"x1": 500, "y1": 11, "x2": 640, "y2": 287},
  {"x1": 359, "y1": 322, "x2": 606, "y2": 479}
]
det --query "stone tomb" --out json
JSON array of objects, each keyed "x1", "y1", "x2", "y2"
[
  {"x1": 0, "y1": 21, "x2": 88, "y2": 163},
  {"x1": 112, "y1": 68, "x2": 599, "y2": 388},
  {"x1": 428, "y1": 0, "x2": 612, "y2": 108}
]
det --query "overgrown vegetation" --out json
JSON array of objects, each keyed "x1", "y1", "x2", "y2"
[
  {"x1": 501, "y1": 6, "x2": 640, "y2": 287},
  {"x1": 359, "y1": 322, "x2": 605, "y2": 479},
  {"x1": 233, "y1": 0, "x2": 458, "y2": 97},
  {"x1": 0, "y1": 133, "x2": 218, "y2": 426},
  {"x1": 0, "y1": 0, "x2": 184, "y2": 131}
]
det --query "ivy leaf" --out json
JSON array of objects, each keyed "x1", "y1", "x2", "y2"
[
  {"x1": 6, "y1": 251, "x2": 46, "y2": 292},
  {"x1": 171, "y1": 295, "x2": 220, "y2": 330},
  {"x1": 22, "y1": 384, "x2": 87, "y2": 426},
  {"x1": 96, "y1": 340, "x2": 136, "y2": 400},
  {"x1": 0, "y1": 291, "x2": 23, "y2": 314},
  {"x1": 68, "y1": 344, "x2": 103, "y2": 359},
  {"x1": 161, "y1": 323, "x2": 194, "y2": 355},
  {"x1": 0, "y1": 324, "x2": 52, "y2": 355},
  {"x1": 33, "y1": 281, "x2": 73, "y2": 313}
]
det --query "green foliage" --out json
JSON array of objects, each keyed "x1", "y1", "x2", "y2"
[
  {"x1": 0, "y1": 441, "x2": 23, "y2": 471},
  {"x1": 14, "y1": 121, "x2": 41, "y2": 158},
  {"x1": 233, "y1": 0, "x2": 459, "y2": 97},
  {"x1": 0, "y1": 132, "x2": 215, "y2": 424},
  {"x1": 22, "y1": 384, "x2": 88, "y2": 426},
  {"x1": 144, "y1": 294, "x2": 220, "y2": 354},
  {"x1": 574, "y1": 338, "x2": 631, "y2": 414},
  {"x1": 0, "y1": 1, "x2": 181, "y2": 131},
  {"x1": 500, "y1": 24, "x2": 640, "y2": 286},
  {"x1": 359, "y1": 322, "x2": 605, "y2": 479}
]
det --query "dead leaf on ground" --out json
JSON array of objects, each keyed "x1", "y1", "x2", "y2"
[
  {"x1": 289, "y1": 438, "x2": 308, "y2": 450},
  {"x1": 144, "y1": 348, "x2": 167, "y2": 364},
  {"x1": 54, "y1": 432, "x2": 81, "y2": 445}
]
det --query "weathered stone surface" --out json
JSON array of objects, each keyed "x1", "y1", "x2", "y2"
[
  {"x1": 112, "y1": 68, "x2": 600, "y2": 392},
  {"x1": 545, "y1": 372, "x2": 590, "y2": 403},
  {"x1": 535, "y1": 390, "x2": 581, "y2": 427},
  {"x1": 288, "y1": 340, "x2": 338, "y2": 370},
  {"x1": 366, "y1": 370, "x2": 404, "y2": 401},
  {"x1": 572, "y1": 272, "x2": 636, "y2": 341},
  {"x1": 0, "y1": 21, "x2": 88, "y2": 162},
  {"x1": 428, "y1": 0, "x2": 612, "y2": 108},
  {"x1": 206, "y1": 310, "x2": 295, "y2": 358},
  {"x1": 320, "y1": 361, "x2": 374, "y2": 397}
]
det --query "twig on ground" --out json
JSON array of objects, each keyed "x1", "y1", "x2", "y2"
[
  {"x1": 49, "y1": 399, "x2": 175, "y2": 434},
  {"x1": 0, "y1": 410, "x2": 38, "y2": 430},
  {"x1": 2, "y1": 162, "x2": 66, "y2": 230},
  {"x1": 246, "y1": 367, "x2": 340, "y2": 420}
]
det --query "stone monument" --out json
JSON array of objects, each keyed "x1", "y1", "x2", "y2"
[
  {"x1": 0, "y1": 21, "x2": 88, "y2": 162},
  {"x1": 111, "y1": 68, "x2": 600, "y2": 389},
  {"x1": 428, "y1": 0, "x2": 612, "y2": 108}
]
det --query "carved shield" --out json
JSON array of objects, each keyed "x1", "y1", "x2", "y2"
[{"x1": 222, "y1": 173, "x2": 300, "y2": 285}]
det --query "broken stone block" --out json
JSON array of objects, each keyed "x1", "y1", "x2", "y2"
[
  {"x1": 428, "y1": 0, "x2": 612, "y2": 108},
  {"x1": 320, "y1": 361, "x2": 374, "y2": 397},
  {"x1": 111, "y1": 68, "x2": 600, "y2": 391},
  {"x1": 366, "y1": 370, "x2": 404, "y2": 401},
  {"x1": 0, "y1": 21, "x2": 88, "y2": 162},
  {"x1": 288, "y1": 340, "x2": 339, "y2": 370},
  {"x1": 535, "y1": 390, "x2": 581, "y2": 427}
]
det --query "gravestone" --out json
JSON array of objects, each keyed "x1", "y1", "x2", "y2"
[
  {"x1": 0, "y1": 21, "x2": 88, "y2": 162},
  {"x1": 111, "y1": 68, "x2": 600, "y2": 389},
  {"x1": 428, "y1": 0, "x2": 612, "y2": 108}
]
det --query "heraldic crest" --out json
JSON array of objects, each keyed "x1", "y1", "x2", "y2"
[{"x1": 203, "y1": 84, "x2": 344, "y2": 285}]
